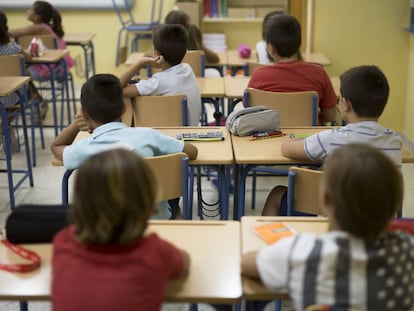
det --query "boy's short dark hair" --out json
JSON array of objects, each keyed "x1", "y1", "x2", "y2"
[
  {"x1": 340, "y1": 65, "x2": 389, "y2": 118},
  {"x1": 80, "y1": 74, "x2": 124, "y2": 124},
  {"x1": 264, "y1": 13, "x2": 301, "y2": 58},
  {"x1": 324, "y1": 143, "x2": 403, "y2": 241},
  {"x1": 153, "y1": 24, "x2": 189, "y2": 66}
]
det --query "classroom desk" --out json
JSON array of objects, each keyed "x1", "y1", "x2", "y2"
[
  {"x1": 64, "y1": 33, "x2": 96, "y2": 80},
  {"x1": 0, "y1": 220, "x2": 242, "y2": 304},
  {"x1": 197, "y1": 77, "x2": 225, "y2": 125},
  {"x1": 232, "y1": 127, "x2": 414, "y2": 219},
  {"x1": 0, "y1": 76, "x2": 33, "y2": 210},
  {"x1": 241, "y1": 216, "x2": 328, "y2": 300},
  {"x1": 26, "y1": 49, "x2": 71, "y2": 137},
  {"x1": 156, "y1": 127, "x2": 233, "y2": 220},
  {"x1": 224, "y1": 76, "x2": 250, "y2": 114},
  {"x1": 205, "y1": 51, "x2": 228, "y2": 76}
]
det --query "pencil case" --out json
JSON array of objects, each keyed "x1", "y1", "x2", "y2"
[{"x1": 225, "y1": 106, "x2": 280, "y2": 136}]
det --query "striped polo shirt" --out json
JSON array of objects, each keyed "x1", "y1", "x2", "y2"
[
  {"x1": 257, "y1": 230, "x2": 414, "y2": 310},
  {"x1": 304, "y1": 121, "x2": 403, "y2": 168}
]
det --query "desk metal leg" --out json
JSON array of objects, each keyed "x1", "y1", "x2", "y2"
[
  {"x1": 236, "y1": 164, "x2": 255, "y2": 220},
  {"x1": 19, "y1": 301, "x2": 28, "y2": 311},
  {"x1": 0, "y1": 89, "x2": 33, "y2": 209}
]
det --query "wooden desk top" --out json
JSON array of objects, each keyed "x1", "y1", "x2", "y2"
[
  {"x1": 232, "y1": 127, "x2": 326, "y2": 165},
  {"x1": 52, "y1": 127, "x2": 234, "y2": 167},
  {"x1": 224, "y1": 76, "x2": 250, "y2": 99},
  {"x1": 241, "y1": 216, "x2": 328, "y2": 300},
  {"x1": 232, "y1": 126, "x2": 414, "y2": 164},
  {"x1": 0, "y1": 220, "x2": 242, "y2": 303},
  {"x1": 150, "y1": 220, "x2": 242, "y2": 303},
  {"x1": 64, "y1": 33, "x2": 95, "y2": 45},
  {"x1": 0, "y1": 76, "x2": 31, "y2": 97},
  {"x1": 154, "y1": 127, "x2": 234, "y2": 166},
  {"x1": 197, "y1": 77, "x2": 224, "y2": 97},
  {"x1": 226, "y1": 50, "x2": 331, "y2": 66},
  {"x1": 224, "y1": 76, "x2": 340, "y2": 100},
  {"x1": 27, "y1": 49, "x2": 68, "y2": 63}
]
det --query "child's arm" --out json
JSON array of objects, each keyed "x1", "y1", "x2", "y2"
[
  {"x1": 9, "y1": 24, "x2": 47, "y2": 38},
  {"x1": 281, "y1": 139, "x2": 309, "y2": 161},
  {"x1": 119, "y1": 56, "x2": 164, "y2": 97},
  {"x1": 182, "y1": 143, "x2": 198, "y2": 160},
  {"x1": 50, "y1": 113, "x2": 86, "y2": 161},
  {"x1": 241, "y1": 250, "x2": 261, "y2": 279}
]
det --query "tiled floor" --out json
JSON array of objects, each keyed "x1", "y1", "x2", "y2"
[{"x1": 2, "y1": 117, "x2": 414, "y2": 311}]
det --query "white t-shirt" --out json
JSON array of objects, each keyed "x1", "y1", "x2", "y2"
[
  {"x1": 256, "y1": 41, "x2": 273, "y2": 64},
  {"x1": 135, "y1": 63, "x2": 201, "y2": 126},
  {"x1": 257, "y1": 230, "x2": 414, "y2": 311}
]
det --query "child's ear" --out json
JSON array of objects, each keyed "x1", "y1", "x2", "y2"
[
  {"x1": 81, "y1": 107, "x2": 89, "y2": 121},
  {"x1": 342, "y1": 98, "x2": 353, "y2": 113}
]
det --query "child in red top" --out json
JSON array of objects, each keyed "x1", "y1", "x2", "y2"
[{"x1": 52, "y1": 149, "x2": 190, "y2": 311}]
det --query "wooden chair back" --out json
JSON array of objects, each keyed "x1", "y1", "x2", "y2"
[
  {"x1": 244, "y1": 88, "x2": 318, "y2": 126},
  {"x1": 17, "y1": 34, "x2": 57, "y2": 50},
  {"x1": 145, "y1": 152, "x2": 188, "y2": 203},
  {"x1": 286, "y1": 166, "x2": 325, "y2": 216},
  {"x1": 121, "y1": 97, "x2": 134, "y2": 126},
  {"x1": 131, "y1": 94, "x2": 188, "y2": 126},
  {"x1": 183, "y1": 50, "x2": 205, "y2": 77},
  {"x1": 245, "y1": 61, "x2": 270, "y2": 76},
  {"x1": 0, "y1": 54, "x2": 26, "y2": 76}
]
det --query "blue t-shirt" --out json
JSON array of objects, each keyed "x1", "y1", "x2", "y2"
[{"x1": 63, "y1": 122, "x2": 185, "y2": 219}]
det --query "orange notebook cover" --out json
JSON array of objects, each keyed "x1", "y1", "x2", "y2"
[{"x1": 253, "y1": 222, "x2": 296, "y2": 244}]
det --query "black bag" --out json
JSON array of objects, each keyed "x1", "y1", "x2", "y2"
[{"x1": 5, "y1": 204, "x2": 68, "y2": 244}]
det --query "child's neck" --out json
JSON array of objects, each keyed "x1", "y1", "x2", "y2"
[
  {"x1": 347, "y1": 114, "x2": 379, "y2": 124},
  {"x1": 274, "y1": 54, "x2": 299, "y2": 63}
]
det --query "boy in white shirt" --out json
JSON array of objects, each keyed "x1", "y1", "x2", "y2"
[{"x1": 119, "y1": 24, "x2": 201, "y2": 126}]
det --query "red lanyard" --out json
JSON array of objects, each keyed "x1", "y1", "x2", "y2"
[{"x1": 0, "y1": 240, "x2": 41, "y2": 273}]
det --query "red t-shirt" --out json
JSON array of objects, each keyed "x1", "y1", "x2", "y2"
[
  {"x1": 248, "y1": 61, "x2": 337, "y2": 111},
  {"x1": 52, "y1": 226, "x2": 185, "y2": 311}
]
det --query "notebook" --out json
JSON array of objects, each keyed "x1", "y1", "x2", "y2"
[{"x1": 253, "y1": 222, "x2": 296, "y2": 244}]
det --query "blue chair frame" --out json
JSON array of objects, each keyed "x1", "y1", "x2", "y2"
[{"x1": 112, "y1": 0, "x2": 163, "y2": 66}]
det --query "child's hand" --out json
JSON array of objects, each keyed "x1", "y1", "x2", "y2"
[
  {"x1": 140, "y1": 55, "x2": 164, "y2": 68},
  {"x1": 74, "y1": 113, "x2": 91, "y2": 133}
]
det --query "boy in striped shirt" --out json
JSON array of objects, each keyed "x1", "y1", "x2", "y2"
[{"x1": 262, "y1": 65, "x2": 402, "y2": 216}]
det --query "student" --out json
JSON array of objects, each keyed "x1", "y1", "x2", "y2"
[
  {"x1": 248, "y1": 13, "x2": 337, "y2": 124},
  {"x1": 164, "y1": 10, "x2": 220, "y2": 65},
  {"x1": 120, "y1": 24, "x2": 201, "y2": 126},
  {"x1": 255, "y1": 11, "x2": 279, "y2": 64},
  {"x1": 52, "y1": 148, "x2": 190, "y2": 311},
  {"x1": 262, "y1": 65, "x2": 403, "y2": 216},
  {"x1": 0, "y1": 11, "x2": 23, "y2": 56},
  {"x1": 9, "y1": 0, "x2": 74, "y2": 80},
  {"x1": 242, "y1": 143, "x2": 414, "y2": 311},
  {"x1": 50, "y1": 73, "x2": 197, "y2": 219}
]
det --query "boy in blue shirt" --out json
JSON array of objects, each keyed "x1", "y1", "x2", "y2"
[{"x1": 50, "y1": 73, "x2": 197, "y2": 219}]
